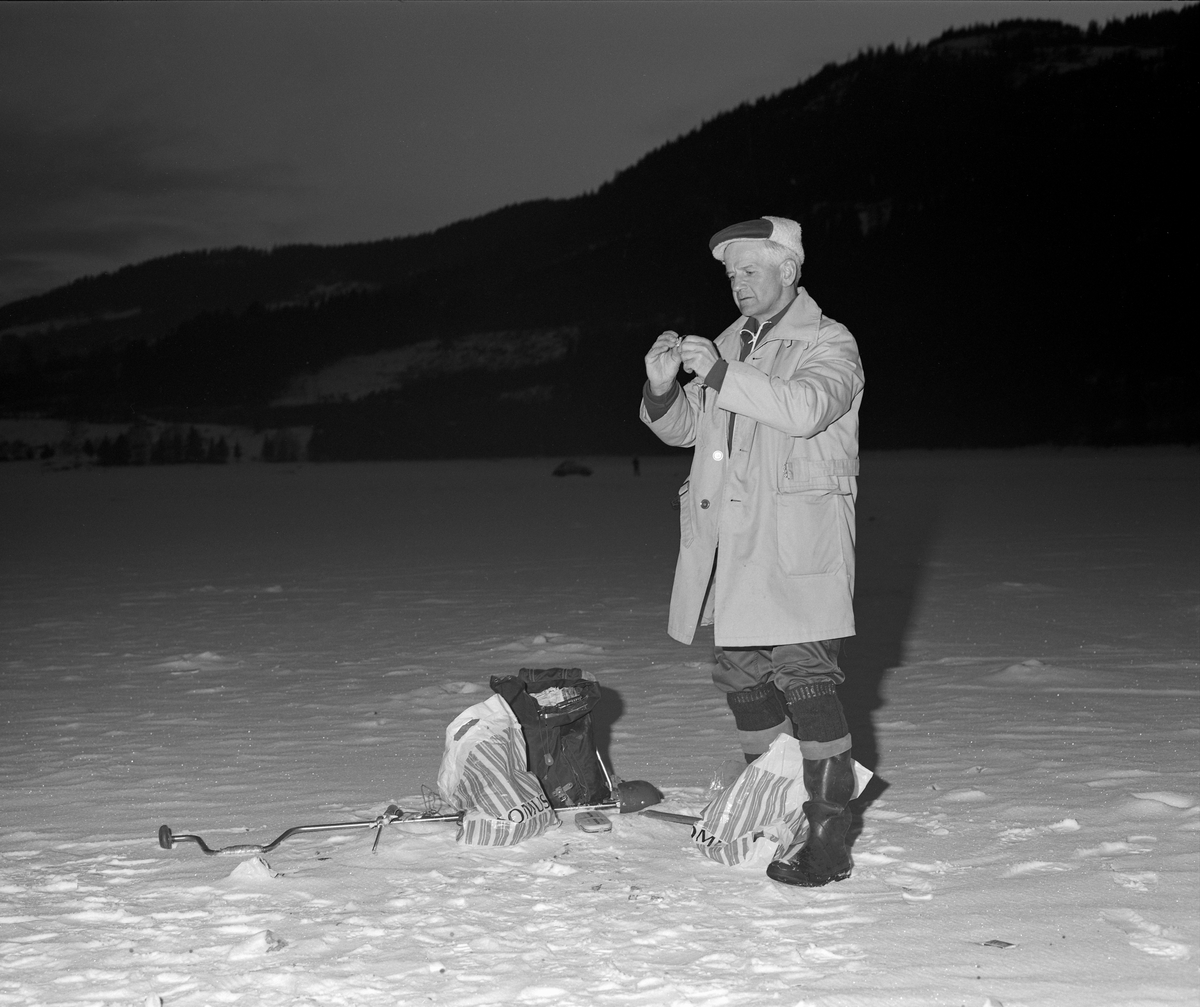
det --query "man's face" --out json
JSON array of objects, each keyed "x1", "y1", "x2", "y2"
[{"x1": 723, "y1": 242, "x2": 794, "y2": 321}]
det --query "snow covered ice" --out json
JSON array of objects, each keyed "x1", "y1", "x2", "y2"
[{"x1": 1, "y1": 450, "x2": 1197, "y2": 1006}]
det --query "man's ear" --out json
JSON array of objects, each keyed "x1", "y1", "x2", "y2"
[{"x1": 782, "y1": 259, "x2": 799, "y2": 286}]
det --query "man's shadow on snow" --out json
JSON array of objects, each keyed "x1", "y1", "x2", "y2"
[
  {"x1": 592, "y1": 686, "x2": 625, "y2": 778},
  {"x1": 840, "y1": 453, "x2": 951, "y2": 807}
]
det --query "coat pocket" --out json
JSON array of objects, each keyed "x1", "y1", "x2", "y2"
[
  {"x1": 781, "y1": 456, "x2": 858, "y2": 491},
  {"x1": 776, "y1": 490, "x2": 844, "y2": 576},
  {"x1": 678, "y1": 481, "x2": 695, "y2": 549}
]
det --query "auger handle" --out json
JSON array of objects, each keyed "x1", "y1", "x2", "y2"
[{"x1": 157, "y1": 807, "x2": 464, "y2": 856}]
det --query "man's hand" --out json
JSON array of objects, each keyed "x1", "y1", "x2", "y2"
[
  {"x1": 645, "y1": 330, "x2": 684, "y2": 396},
  {"x1": 680, "y1": 336, "x2": 719, "y2": 383}
]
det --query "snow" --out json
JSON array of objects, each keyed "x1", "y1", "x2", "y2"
[
  {"x1": 272, "y1": 330, "x2": 576, "y2": 406},
  {"x1": 1, "y1": 449, "x2": 1197, "y2": 1007}
]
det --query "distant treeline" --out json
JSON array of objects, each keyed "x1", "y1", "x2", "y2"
[
  {"x1": 1, "y1": 7, "x2": 1196, "y2": 454},
  {"x1": 87, "y1": 426, "x2": 305, "y2": 466},
  {"x1": 0, "y1": 426, "x2": 308, "y2": 466},
  {"x1": 0, "y1": 427, "x2": 237, "y2": 465},
  {"x1": 93, "y1": 427, "x2": 236, "y2": 467},
  {"x1": 0, "y1": 440, "x2": 55, "y2": 463}
]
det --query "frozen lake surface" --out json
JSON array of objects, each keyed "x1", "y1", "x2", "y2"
[{"x1": 1, "y1": 450, "x2": 1197, "y2": 1006}]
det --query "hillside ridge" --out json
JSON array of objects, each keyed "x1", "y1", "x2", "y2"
[{"x1": 1, "y1": 6, "x2": 1195, "y2": 454}]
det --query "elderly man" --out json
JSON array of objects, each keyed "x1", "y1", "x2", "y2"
[{"x1": 640, "y1": 216, "x2": 864, "y2": 887}]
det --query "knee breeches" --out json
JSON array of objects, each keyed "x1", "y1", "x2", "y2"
[{"x1": 713, "y1": 641, "x2": 851, "y2": 760}]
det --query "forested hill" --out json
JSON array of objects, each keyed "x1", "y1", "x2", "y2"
[{"x1": 1, "y1": 7, "x2": 1195, "y2": 456}]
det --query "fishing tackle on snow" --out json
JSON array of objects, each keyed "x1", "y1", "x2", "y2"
[
  {"x1": 157, "y1": 786, "x2": 663, "y2": 857},
  {"x1": 157, "y1": 804, "x2": 459, "y2": 857}
]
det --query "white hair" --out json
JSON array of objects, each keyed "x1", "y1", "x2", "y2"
[{"x1": 724, "y1": 239, "x2": 802, "y2": 283}]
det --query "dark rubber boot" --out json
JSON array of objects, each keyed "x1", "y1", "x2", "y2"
[{"x1": 766, "y1": 750, "x2": 856, "y2": 887}]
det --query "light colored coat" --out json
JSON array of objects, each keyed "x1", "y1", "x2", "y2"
[{"x1": 640, "y1": 288, "x2": 863, "y2": 647}]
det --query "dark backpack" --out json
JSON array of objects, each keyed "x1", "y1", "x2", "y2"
[{"x1": 489, "y1": 667, "x2": 610, "y2": 808}]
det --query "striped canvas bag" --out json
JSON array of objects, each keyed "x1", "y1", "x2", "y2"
[
  {"x1": 691, "y1": 734, "x2": 872, "y2": 869},
  {"x1": 437, "y1": 693, "x2": 558, "y2": 847}
]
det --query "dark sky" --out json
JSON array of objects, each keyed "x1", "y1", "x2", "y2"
[{"x1": 0, "y1": 0, "x2": 1176, "y2": 307}]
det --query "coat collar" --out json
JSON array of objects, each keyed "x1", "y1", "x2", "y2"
[
  {"x1": 772, "y1": 287, "x2": 823, "y2": 342},
  {"x1": 718, "y1": 287, "x2": 823, "y2": 354}
]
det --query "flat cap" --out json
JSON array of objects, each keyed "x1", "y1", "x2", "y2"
[{"x1": 709, "y1": 215, "x2": 804, "y2": 265}]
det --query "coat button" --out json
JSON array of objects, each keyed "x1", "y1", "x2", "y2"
[
  {"x1": 700, "y1": 499, "x2": 710, "y2": 509},
  {"x1": 712, "y1": 450, "x2": 724, "y2": 461}
]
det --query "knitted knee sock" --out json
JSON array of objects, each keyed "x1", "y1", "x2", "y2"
[
  {"x1": 726, "y1": 680, "x2": 794, "y2": 762},
  {"x1": 785, "y1": 681, "x2": 851, "y2": 760}
]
